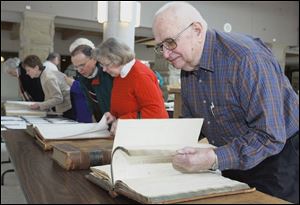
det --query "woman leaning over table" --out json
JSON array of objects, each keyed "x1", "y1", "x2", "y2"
[
  {"x1": 22, "y1": 55, "x2": 75, "y2": 120},
  {"x1": 92, "y1": 38, "x2": 168, "y2": 134}
]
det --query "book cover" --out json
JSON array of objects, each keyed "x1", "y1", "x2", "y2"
[{"x1": 52, "y1": 139, "x2": 113, "y2": 170}]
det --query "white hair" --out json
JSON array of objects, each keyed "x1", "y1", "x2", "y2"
[{"x1": 154, "y1": 1, "x2": 207, "y2": 30}]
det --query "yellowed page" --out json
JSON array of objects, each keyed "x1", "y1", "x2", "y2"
[
  {"x1": 112, "y1": 144, "x2": 214, "y2": 183},
  {"x1": 90, "y1": 164, "x2": 111, "y2": 181},
  {"x1": 111, "y1": 118, "x2": 205, "y2": 184},
  {"x1": 113, "y1": 118, "x2": 204, "y2": 151},
  {"x1": 35, "y1": 115, "x2": 110, "y2": 140},
  {"x1": 121, "y1": 172, "x2": 250, "y2": 202}
]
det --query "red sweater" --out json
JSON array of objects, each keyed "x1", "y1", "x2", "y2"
[{"x1": 111, "y1": 60, "x2": 168, "y2": 119}]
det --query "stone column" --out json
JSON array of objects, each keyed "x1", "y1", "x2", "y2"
[
  {"x1": 103, "y1": 1, "x2": 137, "y2": 51},
  {"x1": 19, "y1": 11, "x2": 55, "y2": 61}
]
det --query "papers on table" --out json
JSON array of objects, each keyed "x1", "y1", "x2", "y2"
[
  {"x1": 1, "y1": 115, "x2": 78, "y2": 130},
  {"x1": 1, "y1": 116, "x2": 27, "y2": 129}
]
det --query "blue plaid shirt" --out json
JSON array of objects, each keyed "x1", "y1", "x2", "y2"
[{"x1": 181, "y1": 29, "x2": 299, "y2": 171}]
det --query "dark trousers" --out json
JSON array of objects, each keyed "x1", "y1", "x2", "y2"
[
  {"x1": 222, "y1": 132, "x2": 299, "y2": 203},
  {"x1": 63, "y1": 108, "x2": 76, "y2": 121}
]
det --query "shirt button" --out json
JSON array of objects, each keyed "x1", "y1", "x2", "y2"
[
  {"x1": 198, "y1": 79, "x2": 202, "y2": 83},
  {"x1": 207, "y1": 121, "x2": 211, "y2": 124},
  {"x1": 211, "y1": 140, "x2": 215, "y2": 144},
  {"x1": 203, "y1": 100, "x2": 206, "y2": 104}
]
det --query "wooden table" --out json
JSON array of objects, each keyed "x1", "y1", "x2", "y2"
[{"x1": 2, "y1": 130, "x2": 290, "y2": 204}]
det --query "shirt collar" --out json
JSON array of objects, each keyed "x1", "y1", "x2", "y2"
[
  {"x1": 198, "y1": 29, "x2": 216, "y2": 73},
  {"x1": 87, "y1": 66, "x2": 98, "y2": 79},
  {"x1": 120, "y1": 59, "x2": 136, "y2": 78}
]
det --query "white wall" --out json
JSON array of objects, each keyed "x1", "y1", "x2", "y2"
[
  {"x1": 1, "y1": 1, "x2": 299, "y2": 45},
  {"x1": 135, "y1": 1, "x2": 299, "y2": 45},
  {"x1": 1, "y1": 63, "x2": 20, "y2": 101}
]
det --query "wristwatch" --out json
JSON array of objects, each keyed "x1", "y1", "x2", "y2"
[{"x1": 210, "y1": 152, "x2": 218, "y2": 171}]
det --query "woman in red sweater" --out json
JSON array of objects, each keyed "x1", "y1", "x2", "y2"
[{"x1": 92, "y1": 38, "x2": 168, "y2": 134}]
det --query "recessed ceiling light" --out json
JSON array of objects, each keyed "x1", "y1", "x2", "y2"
[{"x1": 224, "y1": 23, "x2": 232, "y2": 33}]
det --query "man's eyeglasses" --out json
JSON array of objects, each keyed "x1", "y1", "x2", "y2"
[
  {"x1": 154, "y1": 23, "x2": 193, "y2": 54},
  {"x1": 74, "y1": 58, "x2": 92, "y2": 71},
  {"x1": 74, "y1": 64, "x2": 86, "y2": 71}
]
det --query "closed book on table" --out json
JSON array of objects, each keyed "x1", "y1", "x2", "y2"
[{"x1": 52, "y1": 139, "x2": 113, "y2": 170}]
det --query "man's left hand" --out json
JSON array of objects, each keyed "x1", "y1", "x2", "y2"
[{"x1": 172, "y1": 147, "x2": 216, "y2": 172}]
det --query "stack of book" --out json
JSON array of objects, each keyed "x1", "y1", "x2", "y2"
[
  {"x1": 52, "y1": 139, "x2": 113, "y2": 170},
  {"x1": 4, "y1": 101, "x2": 48, "y2": 117}
]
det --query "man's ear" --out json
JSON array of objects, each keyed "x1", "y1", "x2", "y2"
[{"x1": 193, "y1": 22, "x2": 203, "y2": 37}]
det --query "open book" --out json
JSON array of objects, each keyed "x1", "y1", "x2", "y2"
[
  {"x1": 33, "y1": 115, "x2": 112, "y2": 150},
  {"x1": 87, "y1": 119, "x2": 253, "y2": 204},
  {"x1": 4, "y1": 100, "x2": 50, "y2": 117}
]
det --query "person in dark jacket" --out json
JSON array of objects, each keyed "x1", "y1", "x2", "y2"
[
  {"x1": 69, "y1": 38, "x2": 113, "y2": 122},
  {"x1": 3, "y1": 57, "x2": 44, "y2": 101}
]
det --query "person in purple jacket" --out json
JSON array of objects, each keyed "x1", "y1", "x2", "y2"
[{"x1": 65, "y1": 75, "x2": 92, "y2": 123}]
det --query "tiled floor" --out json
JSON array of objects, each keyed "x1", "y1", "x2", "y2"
[{"x1": 1, "y1": 143, "x2": 27, "y2": 204}]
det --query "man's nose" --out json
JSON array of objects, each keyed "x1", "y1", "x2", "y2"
[{"x1": 162, "y1": 47, "x2": 172, "y2": 59}]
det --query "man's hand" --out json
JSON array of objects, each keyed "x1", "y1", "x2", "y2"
[
  {"x1": 172, "y1": 147, "x2": 217, "y2": 173},
  {"x1": 30, "y1": 103, "x2": 40, "y2": 110}
]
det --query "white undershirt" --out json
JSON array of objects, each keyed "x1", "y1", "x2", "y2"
[{"x1": 87, "y1": 67, "x2": 99, "y2": 79}]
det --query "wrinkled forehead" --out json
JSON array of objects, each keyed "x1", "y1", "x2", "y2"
[
  {"x1": 71, "y1": 52, "x2": 89, "y2": 64},
  {"x1": 153, "y1": 19, "x2": 181, "y2": 43}
]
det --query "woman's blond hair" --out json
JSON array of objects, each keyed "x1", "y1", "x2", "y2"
[{"x1": 92, "y1": 38, "x2": 135, "y2": 66}]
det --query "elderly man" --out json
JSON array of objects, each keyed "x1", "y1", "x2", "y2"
[
  {"x1": 43, "y1": 52, "x2": 61, "y2": 72},
  {"x1": 70, "y1": 38, "x2": 113, "y2": 122},
  {"x1": 152, "y1": 2, "x2": 299, "y2": 203}
]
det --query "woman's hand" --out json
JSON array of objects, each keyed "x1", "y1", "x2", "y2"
[
  {"x1": 104, "y1": 112, "x2": 116, "y2": 124},
  {"x1": 30, "y1": 103, "x2": 40, "y2": 110}
]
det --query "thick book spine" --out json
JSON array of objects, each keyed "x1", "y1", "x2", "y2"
[{"x1": 67, "y1": 149, "x2": 111, "y2": 170}]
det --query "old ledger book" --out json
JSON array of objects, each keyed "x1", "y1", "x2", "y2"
[
  {"x1": 52, "y1": 139, "x2": 113, "y2": 170},
  {"x1": 4, "y1": 101, "x2": 47, "y2": 117},
  {"x1": 87, "y1": 119, "x2": 254, "y2": 204},
  {"x1": 34, "y1": 115, "x2": 111, "y2": 150}
]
